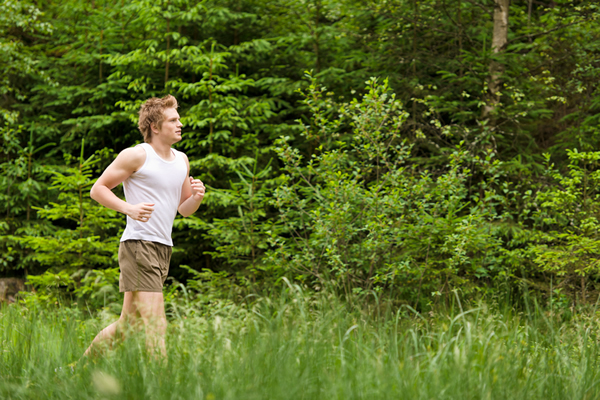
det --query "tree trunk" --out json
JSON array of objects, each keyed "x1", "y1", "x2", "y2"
[{"x1": 483, "y1": 0, "x2": 509, "y2": 119}]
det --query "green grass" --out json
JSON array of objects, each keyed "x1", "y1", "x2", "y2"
[{"x1": 2, "y1": 288, "x2": 600, "y2": 399}]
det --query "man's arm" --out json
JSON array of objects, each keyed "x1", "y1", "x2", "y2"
[
  {"x1": 90, "y1": 147, "x2": 155, "y2": 222},
  {"x1": 178, "y1": 153, "x2": 205, "y2": 217}
]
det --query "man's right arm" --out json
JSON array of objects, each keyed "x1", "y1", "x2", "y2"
[{"x1": 90, "y1": 147, "x2": 155, "y2": 222}]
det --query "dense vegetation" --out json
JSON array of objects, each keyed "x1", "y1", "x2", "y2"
[
  {"x1": 4, "y1": 288, "x2": 600, "y2": 399},
  {"x1": 2, "y1": 0, "x2": 600, "y2": 308}
]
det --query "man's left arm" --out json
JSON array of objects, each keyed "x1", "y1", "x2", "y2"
[{"x1": 178, "y1": 154, "x2": 205, "y2": 217}]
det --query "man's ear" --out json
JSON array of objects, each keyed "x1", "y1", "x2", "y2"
[{"x1": 150, "y1": 122, "x2": 159, "y2": 134}]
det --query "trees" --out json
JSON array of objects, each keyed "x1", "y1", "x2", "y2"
[{"x1": 2, "y1": 0, "x2": 600, "y2": 304}]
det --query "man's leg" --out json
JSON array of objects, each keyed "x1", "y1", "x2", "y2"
[
  {"x1": 82, "y1": 291, "x2": 138, "y2": 357},
  {"x1": 131, "y1": 291, "x2": 167, "y2": 358}
]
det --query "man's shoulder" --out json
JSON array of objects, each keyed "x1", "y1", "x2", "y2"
[
  {"x1": 120, "y1": 145, "x2": 146, "y2": 156},
  {"x1": 175, "y1": 149, "x2": 189, "y2": 163},
  {"x1": 116, "y1": 145, "x2": 147, "y2": 171}
]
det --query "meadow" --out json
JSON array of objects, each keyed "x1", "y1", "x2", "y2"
[
  {"x1": 4, "y1": 3, "x2": 600, "y2": 398},
  {"x1": 2, "y1": 286, "x2": 600, "y2": 400}
]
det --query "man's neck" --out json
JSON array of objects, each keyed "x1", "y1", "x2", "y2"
[{"x1": 149, "y1": 140, "x2": 175, "y2": 161}]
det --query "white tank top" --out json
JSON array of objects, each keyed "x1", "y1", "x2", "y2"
[{"x1": 120, "y1": 143, "x2": 188, "y2": 246}]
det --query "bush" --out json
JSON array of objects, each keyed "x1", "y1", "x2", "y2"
[{"x1": 265, "y1": 76, "x2": 508, "y2": 306}]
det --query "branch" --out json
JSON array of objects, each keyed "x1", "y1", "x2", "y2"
[
  {"x1": 508, "y1": 18, "x2": 591, "y2": 44},
  {"x1": 462, "y1": 0, "x2": 493, "y2": 18}
]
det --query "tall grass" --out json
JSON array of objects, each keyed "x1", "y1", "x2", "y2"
[{"x1": 1, "y1": 285, "x2": 600, "y2": 399}]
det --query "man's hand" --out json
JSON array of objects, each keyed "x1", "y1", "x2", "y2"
[
  {"x1": 126, "y1": 202, "x2": 155, "y2": 222},
  {"x1": 178, "y1": 162, "x2": 205, "y2": 217},
  {"x1": 190, "y1": 176, "x2": 205, "y2": 201},
  {"x1": 90, "y1": 147, "x2": 147, "y2": 217}
]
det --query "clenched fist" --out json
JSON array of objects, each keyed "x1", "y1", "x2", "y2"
[{"x1": 190, "y1": 176, "x2": 205, "y2": 201}]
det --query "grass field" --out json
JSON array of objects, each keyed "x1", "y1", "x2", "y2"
[{"x1": 2, "y1": 288, "x2": 600, "y2": 399}]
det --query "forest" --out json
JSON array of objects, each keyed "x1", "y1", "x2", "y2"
[
  {"x1": 4, "y1": 0, "x2": 600, "y2": 398},
  {"x1": 3, "y1": 0, "x2": 600, "y2": 307}
]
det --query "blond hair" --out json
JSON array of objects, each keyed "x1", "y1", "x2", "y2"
[{"x1": 138, "y1": 95, "x2": 178, "y2": 143}]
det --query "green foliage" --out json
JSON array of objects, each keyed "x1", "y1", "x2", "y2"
[
  {"x1": 0, "y1": 0, "x2": 52, "y2": 122},
  {"x1": 527, "y1": 150, "x2": 600, "y2": 300},
  {"x1": 0, "y1": 128, "x2": 55, "y2": 219},
  {"x1": 21, "y1": 267, "x2": 120, "y2": 311},
  {"x1": 22, "y1": 269, "x2": 75, "y2": 306},
  {"x1": 15, "y1": 141, "x2": 121, "y2": 271},
  {"x1": 205, "y1": 156, "x2": 281, "y2": 271},
  {"x1": 4, "y1": 293, "x2": 600, "y2": 398},
  {"x1": 3, "y1": 0, "x2": 600, "y2": 304},
  {"x1": 269, "y1": 76, "x2": 505, "y2": 303},
  {"x1": 1, "y1": 139, "x2": 122, "y2": 312}
]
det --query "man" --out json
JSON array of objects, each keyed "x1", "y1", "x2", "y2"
[{"x1": 83, "y1": 94, "x2": 204, "y2": 357}]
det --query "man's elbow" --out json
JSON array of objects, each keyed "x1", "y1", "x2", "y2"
[
  {"x1": 90, "y1": 183, "x2": 98, "y2": 201},
  {"x1": 90, "y1": 182, "x2": 103, "y2": 202}
]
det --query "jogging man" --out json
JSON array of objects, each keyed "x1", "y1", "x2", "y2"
[{"x1": 83, "y1": 94, "x2": 204, "y2": 357}]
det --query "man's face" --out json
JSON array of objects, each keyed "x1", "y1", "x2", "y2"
[{"x1": 155, "y1": 108, "x2": 183, "y2": 144}]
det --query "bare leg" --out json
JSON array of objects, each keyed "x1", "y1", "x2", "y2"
[
  {"x1": 82, "y1": 291, "x2": 138, "y2": 358},
  {"x1": 132, "y1": 291, "x2": 167, "y2": 358},
  {"x1": 82, "y1": 291, "x2": 167, "y2": 359}
]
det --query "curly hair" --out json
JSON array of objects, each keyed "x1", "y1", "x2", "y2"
[{"x1": 138, "y1": 95, "x2": 178, "y2": 143}]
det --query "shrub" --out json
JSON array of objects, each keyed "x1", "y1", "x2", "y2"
[{"x1": 267, "y1": 76, "x2": 507, "y2": 306}]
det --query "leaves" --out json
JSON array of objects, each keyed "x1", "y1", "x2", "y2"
[{"x1": 3, "y1": 0, "x2": 600, "y2": 304}]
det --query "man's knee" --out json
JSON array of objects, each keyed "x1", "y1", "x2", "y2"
[{"x1": 132, "y1": 291, "x2": 165, "y2": 317}]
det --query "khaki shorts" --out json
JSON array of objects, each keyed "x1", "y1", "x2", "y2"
[{"x1": 118, "y1": 240, "x2": 172, "y2": 293}]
